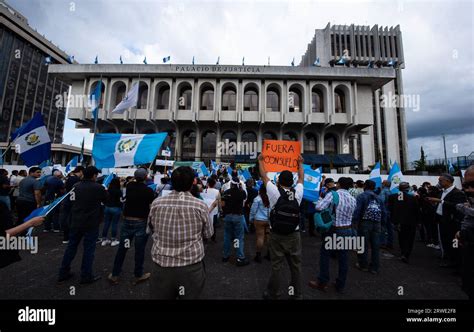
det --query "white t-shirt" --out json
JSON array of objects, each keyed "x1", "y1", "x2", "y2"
[
  {"x1": 266, "y1": 181, "x2": 304, "y2": 209},
  {"x1": 201, "y1": 187, "x2": 220, "y2": 217}
]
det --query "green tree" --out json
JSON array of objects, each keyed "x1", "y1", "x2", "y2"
[{"x1": 414, "y1": 146, "x2": 427, "y2": 171}]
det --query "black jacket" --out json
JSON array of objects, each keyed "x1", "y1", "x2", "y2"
[
  {"x1": 70, "y1": 179, "x2": 107, "y2": 230},
  {"x1": 437, "y1": 187, "x2": 467, "y2": 225},
  {"x1": 388, "y1": 192, "x2": 419, "y2": 226}
]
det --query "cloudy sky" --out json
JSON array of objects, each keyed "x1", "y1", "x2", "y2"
[{"x1": 9, "y1": 0, "x2": 474, "y2": 163}]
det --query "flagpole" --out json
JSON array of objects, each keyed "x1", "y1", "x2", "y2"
[
  {"x1": 134, "y1": 74, "x2": 141, "y2": 134},
  {"x1": 93, "y1": 75, "x2": 103, "y2": 134}
]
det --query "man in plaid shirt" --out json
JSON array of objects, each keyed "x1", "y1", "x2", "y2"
[{"x1": 148, "y1": 166, "x2": 213, "y2": 299}]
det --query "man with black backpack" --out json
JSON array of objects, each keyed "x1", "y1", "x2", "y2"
[
  {"x1": 258, "y1": 154, "x2": 304, "y2": 300},
  {"x1": 352, "y1": 179, "x2": 386, "y2": 274}
]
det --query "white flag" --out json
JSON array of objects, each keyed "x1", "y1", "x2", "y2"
[{"x1": 112, "y1": 82, "x2": 139, "y2": 114}]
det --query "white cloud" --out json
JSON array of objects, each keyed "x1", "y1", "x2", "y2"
[{"x1": 9, "y1": 0, "x2": 474, "y2": 162}]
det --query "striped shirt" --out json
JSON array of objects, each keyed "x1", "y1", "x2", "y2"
[
  {"x1": 148, "y1": 191, "x2": 212, "y2": 267},
  {"x1": 315, "y1": 189, "x2": 357, "y2": 227}
]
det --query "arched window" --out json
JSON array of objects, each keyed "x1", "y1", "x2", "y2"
[
  {"x1": 90, "y1": 81, "x2": 106, "y2": 108},
  {"x1": 200, "y1": 84, "x2": 214, "y2": 110},
  {"x1": 221, "y1": 130, "x2": 237, "y2": 143},
  {"x1": 111, "y1": 81, "x2": 126, "y2": 109},
  {"x1": 335, "y1": 88, "x2": 346, "y2": 113},
  {"x1": 304, "y1": 132, "x2": 317, "y2": 153},
  {"x1": 283, "y1": 131, "x2": 298, "y2": 141},
  {"x1": 244, "y1": 85, "x2": 259, "y2": 111},
  {"x1": 288, "y1": 86, "x2": 302, "y2": 112},
  {"x1": 263, "y1": 131, "x2": 277, "y2": 140},
  {"x1": 201, "y1": 131, "x2": 217, "y2": 159},
  {"x1": 178, "y1": 83, "x2": 192, "y2": 110},
  {"x1": 324, "y1": 134, "x2": 338, "y2": 155},
  {"x1": 266, "y1": 86, "x2": 280, "y2": 112},
  {"x1": 222, "y1": 85, "x2": 236, "y2": 111},
  {"x1": 156, "y1": 84, "x2": 170, "y2": 109},
  {"x1": 181, "y1": 130, "x2": 196, "y2": 160},
  {"x1": 137, "y1": 81, "x2": 148, "y2": 109},
  {"x1": 312, "y1": 88, "x2": 323, "y2": 113}
]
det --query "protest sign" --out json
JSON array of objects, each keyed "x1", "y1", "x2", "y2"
[{"x1": 261, "y1": 140, "x2": 301, "y2": 172}]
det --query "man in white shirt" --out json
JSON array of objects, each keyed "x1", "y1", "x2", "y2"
[
  {"x1": 427, "y1": 174, "x2": 467, "y2": 267},
  {"x1": 258, "y1": 153, "x2": 304, "y2": 300}
]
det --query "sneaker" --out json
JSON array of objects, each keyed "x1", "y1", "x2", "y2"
[
  {"x1": 308, "y1": 280, "x2": 328, "y2": 292},
  {"x1": 52, "y1": 229, "x2": 60, "y2": 233},
  {"x1": 96, "y1": 238, "x2": 103, "y2": 244},
  {"x1": 433, "y1": 245, "x2": 441, "y2": 250},
  {"x1": 57, "y1": 272, "x2": 74, "y2": 284},
  {"x1": 110, "y1": 240, "x2": 120, "y2": 247},
  {"x1": 133, "y1": 272, "x2": 151, "y2": 285},
  {"x1": 62, "y1": 240, "x2": 69, "y2": 244},
  {"x1": 426, "y1": 243, "x2": 435, "y2": 248},
  {"x1": 79, "y1": 275, "x2": 102, "y2": 284},
  {"x1": 107, "y1": 273, "x2": 119, "y2": 285},
  {"x1": 236, "y1": 258, "x2": 249, "y2": 266},
  {"x1": 254, "y1": 252, "x2": 262, "y2": 263},
  {"x1": 101, "y1": 239, "x2": 111, "y2": 247},
  {"x1": 355, "y1": 262, "x2": 369, "y2": 272}
]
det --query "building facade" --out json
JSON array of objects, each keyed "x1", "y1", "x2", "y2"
[
  {"x1": 49, "y1": 23, "x2": 407, "y2": 171},
  {"x1": 0, "y1": 0, "x2": 72, "y2": 164}
]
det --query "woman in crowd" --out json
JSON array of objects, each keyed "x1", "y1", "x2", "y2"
[
  {"x1": 249, "y1": 185, "x2": 271, "y2": 263},
  {"x1": 100, "y1": 178, "x2": 123, "y2": 247}
]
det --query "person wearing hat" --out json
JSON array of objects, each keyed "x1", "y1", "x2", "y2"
[
  {"x1": 108, "y1": 167, "x2": 155, "y2": 285},
  {"x1": 388, "y1": 182, "x2": 420, "y2": 263},
  {"x1": 58, "y1": 166, "x2": 107, "y2": 284},
  {"x1": 427, "y1": 173, "x2": 467, "y2": 268}
]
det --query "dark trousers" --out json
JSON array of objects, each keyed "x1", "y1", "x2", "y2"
[
  {"x1": 150, "y1": 261, "x2": 205, "y2": 299},
  {"x1": 111, "y1": 219, "x2": 148, "y2": 278},
  {"x1": 266, "y1": 231, "x2": 302, "y2": 299},
  {"x1": 439, "y1": 220, "x2": 459, "y2": 263},
  {"x1": 59, "y1": 203, "x2": 71, "y2": 241},
  {"x1": 58, "y1": 227, "x2": 99, "y2": 280},
  {"x1": 461, "y1": 243, "x2": 474, "y2": 300},
  {"x1": 16, "y1": 199, "x2": 36, "y2": 227},
  {"x1": 398, "y1": 224, "x2": 416, "y2": 259},
  {"x1": 44, "y1": 199, "x2": 60, "y2": 231}
]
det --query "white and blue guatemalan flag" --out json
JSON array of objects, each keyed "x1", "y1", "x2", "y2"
[
  {"x1": 313, "y1": 57, "x2": 321, "y2": 67},
  {"x1": 111, "y1": 82, "x2": 139, "y2": 114},
  {"x1": 241, "y1": 169, "x2": 251, "y2": 181},
  {"x1": 448, "y1": 161, "x2": 455, "y2": 174},
  {"x1": 89, "y1": 81, "x2": 102, "y2": 120},
  {"x1": 388, "y1": 161, "x2": 404, "y2": 193},
  {"x1": 25, "y1": 191, "x2": 71, "y2": 223},
  {"x1": 210, "y1": 160, "x2": 218, "y2": 174},
  {"x1": 227, "y1": 166, "x2": 233, "y2": 175},
  {"x1": 198, "y1": 163, "x2": 210, "y2": 177},
  {"x1": 92, "y1": 133, "x2": 167, "y2": 169},
  {"x1": 65, "y1": 156, "x2": 78, "y2": 174},
  {"x1": 369, "y1": 161, "x2": 382, "y2": 189},
  {"x1": 303, "y1": 164, "x2": 322, "y2": 202},
  {"x1": 102, "y1": 173, "x2": 115, "y2": 188},
  {"x1": 11, "y1": 112, "x2": 51, "y2": 167},
  {"x1": 163, "y1": 56, "x2": 171, "y2": 63}
]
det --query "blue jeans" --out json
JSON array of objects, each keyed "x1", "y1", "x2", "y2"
[
  {"x1": 58, "y1": 227, "x2": 99, "y2": 280},
  {"x1": 0, "y1": 195, "x2": 11, "y2": 210},
  {"x1": 318, "y1": 228, "x2": 353, "y2": 290},
  {"x1": 111, "y1": 219, "x2": 148, "y2": 278},
  {"x1": 102, "y1": 206, "x2": 122, "y2": 239},
  {"x1": 380, "y1": 217, "x2": 394, "y2": 247},
  {"x1": 358, "y1": 220, "x2": 381, "y2": 272},
  {"x1": 223, "y1": 214, "x2": 245, "y2": 259}
]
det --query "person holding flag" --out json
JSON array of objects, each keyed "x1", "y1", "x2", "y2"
[
  {"x1": 0, "y1": 199, "x2": 44, "y2": 269},
  {"x1": 387, "y1": 161, "x2": 404, "y2": 193},
  {"x1": 16, "y1": 167, "x2": 43, "y2": 227},
  {"x1": 10, "y1": 112, "x2": 51, "y2": 167}
]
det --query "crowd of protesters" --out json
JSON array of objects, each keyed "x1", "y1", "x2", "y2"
[{"x1": 0, "y1": 160, "x2": 473, "y2": 300}]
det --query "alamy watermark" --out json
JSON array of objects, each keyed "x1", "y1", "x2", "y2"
[
  {"x1": 217, "y1": 139, "x2": 257, "y2": 159},
  {"x1": 324, "y1": 233, "x2": 365, "y2": 254},
  {"x1": 0, "y1": 235, "x2": 38, "y2": 254},
  {"x1": 380, "y1": 91, "x2": 420, "y2": 112}
]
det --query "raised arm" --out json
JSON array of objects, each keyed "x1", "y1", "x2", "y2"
[
  {"x1": 257, "y1": 154, "x2": 270, "y2": 185},
  {"x1": 297, "y1": 155, "x2": 304, "y2": 185}
]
